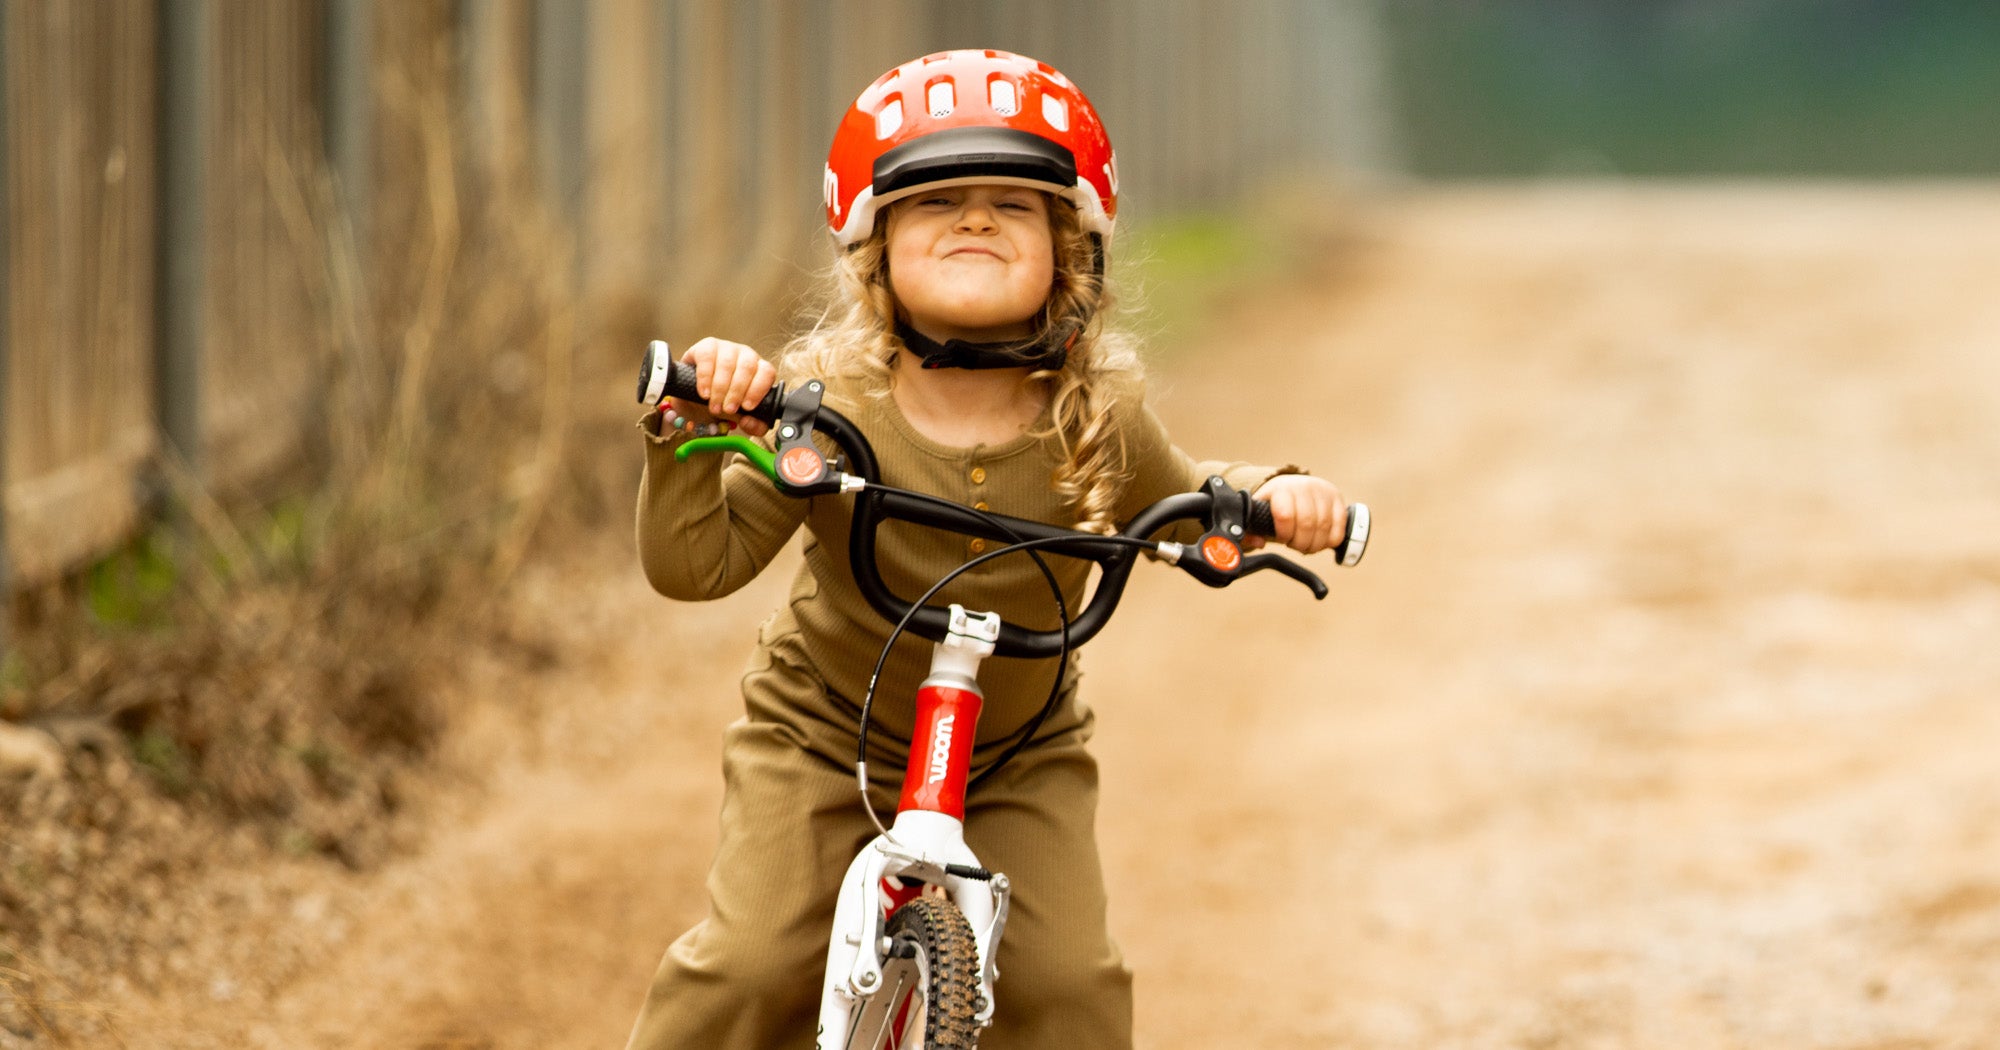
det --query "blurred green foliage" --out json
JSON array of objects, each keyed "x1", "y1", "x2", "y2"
[
  {"x1": 84, "y1": 530, "x2": 181, "y2": 630},
  {"x1": 1122, "y1": 213, "x2": 1280, "y2": 355},
  {"x1": 1386, "y1": 0, "x2": 2000, "y2": 176},
  {"x1": 262, "y1": 499, "x2": 315, "y2": 573},
  {"x1": 131, "y1": 728, "x2": 195, "y2": 798}
]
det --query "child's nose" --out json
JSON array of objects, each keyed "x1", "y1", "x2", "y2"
[{"x1": 955, "y1": 205, "x2": 998, "y2": 232}]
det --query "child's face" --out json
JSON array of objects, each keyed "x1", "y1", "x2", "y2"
[{"x1": 884, "y1": 184, "x2": 1055, "y2": 342}]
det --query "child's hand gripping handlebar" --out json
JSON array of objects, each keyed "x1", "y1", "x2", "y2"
[{"x1": 640, "y1": 340, "x2": 1369, "y2": 658}]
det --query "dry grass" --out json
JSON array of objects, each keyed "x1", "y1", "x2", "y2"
[{"x1": 0, "y1": 50, "x2": 591, "y2": 1044}]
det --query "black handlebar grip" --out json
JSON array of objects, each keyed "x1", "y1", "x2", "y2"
[
  {"x1": 636, "y1": 339, "x2": 783, "y2": 423},
  {"x1": 1246, "y1": 498, "x2": 1278, "y2": 538},
  {"x1": 1247, "y1": 497, "x2": 1370, "y2": 567}
]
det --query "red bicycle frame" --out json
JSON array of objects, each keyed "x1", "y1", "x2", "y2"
[{"x1": 816, "y1": 606, "x2": 1012, "y2": 1048}]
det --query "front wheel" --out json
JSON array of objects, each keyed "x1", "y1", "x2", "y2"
[{"x1": 865, "y1": 894, "x2": 983, "y2": 1049}]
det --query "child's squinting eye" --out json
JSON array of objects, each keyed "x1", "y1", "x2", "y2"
[{"x1": 911, "y1": 193, "x2": 1039, "y2": 212}]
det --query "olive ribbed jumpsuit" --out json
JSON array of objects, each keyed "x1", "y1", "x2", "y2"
[{"x1": 624, "y1": 373, "x2": 1294, "y2": 1050}]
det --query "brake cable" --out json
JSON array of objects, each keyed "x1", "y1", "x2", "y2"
[{"x1": 851, "y1": 487, "x2": 1160, "y2": 836}]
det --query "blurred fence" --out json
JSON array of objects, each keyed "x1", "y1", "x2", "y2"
[{"x1": 0, "y1": 0, "x2": 1396, "y2": 603}]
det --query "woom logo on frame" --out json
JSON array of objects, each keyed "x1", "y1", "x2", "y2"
[{"x1": 926, "y1": 714, "x2": 956, "y2": 784}]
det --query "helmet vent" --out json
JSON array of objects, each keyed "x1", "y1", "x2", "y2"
[
  {"x1": 927, "y1": 81, "x2": 956, "y2": 119},
  {"x1": 988, "y1": 78, "x2": 1018, "y2": 116},
  {"x1": 876, "y1": 99, "x2": 903, "y2": 139},
  {"x1": 1041, "y1": 94, "x2": 1069, "y2": 132}
]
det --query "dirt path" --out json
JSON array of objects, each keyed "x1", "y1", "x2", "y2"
[{"x1": 147, "y1": 185, "x2": 2000, "y2": 1049}]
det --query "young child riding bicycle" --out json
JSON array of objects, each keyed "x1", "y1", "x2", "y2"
[{"x1": 625, "y1": 50, "x2": 1350, "y2": 1050}]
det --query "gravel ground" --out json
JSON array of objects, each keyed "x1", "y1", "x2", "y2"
[{"x1": 17, "y1": 183, "x2": 2000, "y2": 1049}]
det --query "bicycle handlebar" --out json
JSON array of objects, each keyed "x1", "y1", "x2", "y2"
[
  {"x1": 640, "y1": 340, "x2": 1367, "y2": 659},
  {"x1": 639, "y1": 341, "x2": 786, "y2": 423}
]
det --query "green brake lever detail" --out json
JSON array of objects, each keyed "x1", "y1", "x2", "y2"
[{"x1": 675, "y1": 435, "x2": 777, "y2": 481}]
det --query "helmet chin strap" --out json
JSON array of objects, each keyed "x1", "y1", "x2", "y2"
[{"x1": 895, "y1": 318, "x2": 1079, "y2": 372}]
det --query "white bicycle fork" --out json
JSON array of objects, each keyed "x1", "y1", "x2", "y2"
[{"x1": 815, "y1": 607, "x2": 1014, "y2": 1049}]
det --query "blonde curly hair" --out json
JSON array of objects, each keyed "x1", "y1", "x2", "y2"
[{"x1": 779, "y1": 197, "x2": 1143, "y2": 534}]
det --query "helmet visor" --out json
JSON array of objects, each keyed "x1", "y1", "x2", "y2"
[{"x1": 872, "y1": 125, "x2": 1078, "y2": 202}]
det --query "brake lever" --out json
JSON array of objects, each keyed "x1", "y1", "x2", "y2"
[{"x1": 1239, "y1": 553, "x2": 1328, "y2": 600}]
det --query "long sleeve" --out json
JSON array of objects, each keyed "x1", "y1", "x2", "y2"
[{"x1": 634, "y1": 412, "x2": 809, "y2": 600}]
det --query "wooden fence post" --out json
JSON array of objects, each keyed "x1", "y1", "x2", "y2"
[
  {"x1": 324, "y1": 0, "x2": 372, "y2": 269},
  {"x1": 1316, "y1": 0, "x2": 1404, "y2": 183},
  {"x1": 1, "y1": 0, "x2": 12, "y2": 651},
  {"x1": 156, "y1": 0, "x2": 207, "y2": 482},
  {"x1": 461, "y1": 0, "x2": 523, "y2": 183},
  {"x1": 533, "y1": 0, "x2": 588, "y2": 226}
]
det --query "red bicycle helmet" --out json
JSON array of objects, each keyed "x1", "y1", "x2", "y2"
[{"x1": 824, "y1": 50, "x2": 1117, "y2": 248}]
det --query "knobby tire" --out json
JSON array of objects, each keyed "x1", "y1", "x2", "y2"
[{"x1": 876, "y1": 895, "x2": 982, "y2": 1049}]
